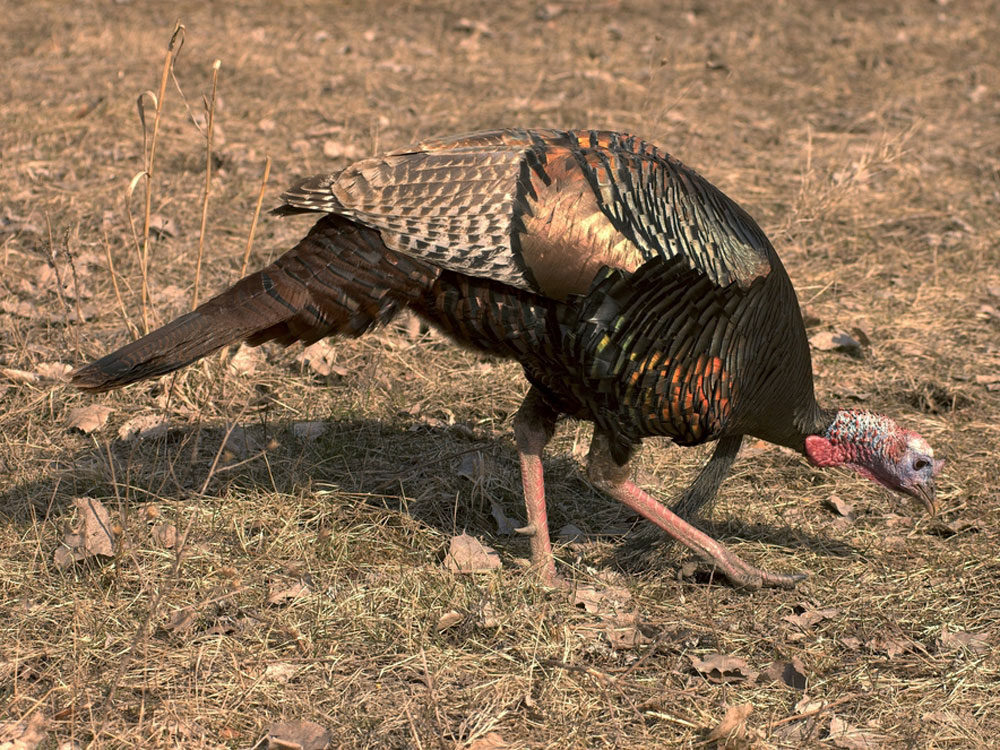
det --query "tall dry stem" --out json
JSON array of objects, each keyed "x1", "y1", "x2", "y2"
[
  {"x1": 240, "y1": 155, "x2": 272, "y2": 278},
  {"x1": 136, "y1": 23, "x2": 185, "y2": 333},
  {"x1": 192, "y1": 59, "x2": 222, "y2": 311}
]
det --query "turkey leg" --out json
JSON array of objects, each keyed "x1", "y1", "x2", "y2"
[
  {"x1": 512, "y1": 388, "x2": 562, "y2": 586},
  {"x1": 587, "y1": 430, "x2": 805, "y2": 589}
]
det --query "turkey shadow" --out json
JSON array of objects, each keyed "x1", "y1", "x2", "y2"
[
  {"x1": 2, "y1": 416, "x2": 855, "y2": 581},
  {"x1": 610, "y1": 512, "x2": 856, "y2": 582}
]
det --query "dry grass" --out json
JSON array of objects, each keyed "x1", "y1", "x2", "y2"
[{"x1": 2, "y1": 1, "x2": 999, "y2": 747}]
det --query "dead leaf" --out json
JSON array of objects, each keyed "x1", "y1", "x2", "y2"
[
  {"x1": 558, "y1": 523, "x2": 585, "y2": 542},
  {"x1": 53, "y1": 498, "x2": 114, "y2": 569},
  {"x1": 205, "y1": 619, "x2": 239, "y2": 636},
  {"x1": 925, "y1": 517, "x2": 983, "y2": 537},
  {"x1": 264, "y1": 662, "x2": 300, "y2": 684},
  {"x1": 605, "y1": 612, "x2": 650, "y2": 649},
  {"x1": 457, "y1": 34, "x2": 482, "y2": 54},
  {"x1": 1, "y1": 367, "x2": 39, "y2": 384},
  {"x1": 0, "y1": 299, "x2": 44, "y2": 322},
  {"x1": 436, "y1": 609, "x2": 464, "y2": 632},
  {"x1": 823, "y1": 495, "x2": 856, "y2": 521},
  {"x1": 51, "y1": 699, "x2": 95, "y2": 722},
  {"x1": 885, "y1": 513, "x2": 914, "y2": 530},
  {"x1": 536, "y1": 3, "x2": 564, "y2": 20},
  {"x1": 0, "y1": 711, "x2": 47, "y2": 749},
  {"x1": 297, "y1": 340, "x2": 348, "y2": 377},
  {"x1": 783, "y1": 603, "x2": 840, "y2": 630},
  {"x1": 454, "y1": 17, "x2": 494, "y2": 36},
  {"x1": 266, "y1": 720, "x2": 331, "y2": 750},
  {"x1": 828, "y1": 716, "x2": 883, "y2": 749},
  {"x1": 227, "y1": 344, "x2": 264, "y2": 376},
  {"x1": 705, "y1": 703, "x2": 753, "y2": 748},
  {"x1": 118, "y1": 414, "x2": 168, "y2": 442},
  {"x1": 920, "y1": 710, "x2": 961, "y2": 725},
  {"x1": 689, "y1": 654, "x2": 759, "y2": 684},
  {"x1": 36, "y1": 362, "x2": 73, "y2": 381},
  {"x1": 0, "y1": 213, "x2": 41, "y2": 236},
  {"x1": 468, "y1": 732, "x2": 509, "y2": 750},
  {"x1": 219, "y1": 726, "x2": 240, "y2": 742},
  {"x1": 809, "y1": 330, "x2": 863, "y2": 357},
  {"x1": 223, "y1": 424, "x2": 259, "y2": 459},
  {"x1": 322, "y1": 140, "x2": 364, "y2": 160},
  {"x1": 762, "y1": 657, "x2": 808, "y2": 690},
  {"x1": 67, "y1": 404, "x2": 113, "y2": 434},
  {"x1": 490, "y1": 501, "x2": 519, "y2": 535},
  {"x1": 792, "y1": 695, "x2": 828, "y2": 714},
  {"x1": 152, "y1": 523, "x2": 177, "y2": 549},
  {"x1": 164, "y1": 606, "x2": 197, "y2": 633},
  {"x1": 267, "y1": 578, "x2": 313, "y2": 606},
  {"x1": 978, "y1": 304, "x2": 1000, "y2": 322},
  {"x1": 865, "y1": 635, "x2": 914, "y2": 659},
  {"x1": 478, "y1": 602, "x2": 500, "y2": 628},
  {"x1": 850, "y1": 326, "x2": 872, "y2": 347},
  {"x1": 409, "y1": 415, "x2": 451, "y2": 431},
  {"x1": 456, "y1": 451, "x2": 485, "y2": 482},
  {"x1": 938, "y1": 628, "x2": 989, "y2": 654},
  {"x1": 443, "y1": 533, "x2": 501, "y2": 573},
  {"x1": 292, "y1": 421, "x2": 327, "y2": 441},
  {"x1": 773, "y1": 695, "x2": 829, "y2": 745},
  {"x1": 34, "y1": 264, "x2": 92, "y2": 301},
  {"x1": 148, "y1": 213, "x2": 177, "y2": 238},
  {"x1": 573, "y1": 584, "x2": 632, "y2": 614}
]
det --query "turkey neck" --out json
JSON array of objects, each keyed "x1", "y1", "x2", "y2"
[{"x1": 786, "y1": 403, "x2": 840, "y2": 453}]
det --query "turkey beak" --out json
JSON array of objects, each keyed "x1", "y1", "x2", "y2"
[{"x1": 912, "y1": 480, "x2": 938, "y2": 517}]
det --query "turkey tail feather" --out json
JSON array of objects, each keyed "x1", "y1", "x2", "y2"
[{"x1": 71, "y1": 216, "x2": 438, "y2": 392}]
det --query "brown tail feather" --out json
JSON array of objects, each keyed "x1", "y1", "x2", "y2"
[{"x1": 71, "y1": 216, "x2": 438, "y2": 392}]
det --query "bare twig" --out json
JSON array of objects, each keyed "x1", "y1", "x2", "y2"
[
  {"x1": 766, "y1": 695, "x2": 854, "y2": 729},
  {"x1": 43, "y1": 213, "x2": 72, "y2": 324},
  {"x1": 403, "y1": 706, "x2": 425, "y2": 750},
  {"x1": 198, "y1": 412, "x2": 250, "y2": 496},
  {"x1": 539, "y1": 658, "x2": 615, "y2": 686}
]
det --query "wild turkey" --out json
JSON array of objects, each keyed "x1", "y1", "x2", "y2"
[{"x1": 73, "y1": 128, "x2": 943, "y2": 589}]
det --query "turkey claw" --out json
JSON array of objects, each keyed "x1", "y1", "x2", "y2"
[
  {"x1": 731, "y1": 566, "x2": 807, "y2": 590},
  {"x1": 683, "y1": 559, "x2": 807, "y2": 590}
]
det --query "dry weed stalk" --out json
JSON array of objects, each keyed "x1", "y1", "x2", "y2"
[
  {"x1": 133, "y1": 23, "x2": 185, "y2": 334},
  {"x1": 192, "y1": 60, "x2": 222, "y2": 310},
  {"x1": 101, "y1": 230, "x2": 138, "y2": 337},
  {"x1": 240, "y1": 155, "x2": 272, "y2": 279}
]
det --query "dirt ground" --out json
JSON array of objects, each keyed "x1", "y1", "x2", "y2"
[{"x1": 2, "y1": 0, "x2": 999, "y2": 747}]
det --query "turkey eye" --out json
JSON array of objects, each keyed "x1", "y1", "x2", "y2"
[{"x1": 913, "y1": 458, "x2": 929, "y2": 471}]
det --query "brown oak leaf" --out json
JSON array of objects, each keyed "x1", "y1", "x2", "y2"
[{"x1": 443, "y1": 534, "x2": 501, "y2": 573}]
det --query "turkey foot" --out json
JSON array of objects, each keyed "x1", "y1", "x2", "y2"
[{"x1": 587, "y1": 430, "x2": 805, "y2": 590}]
